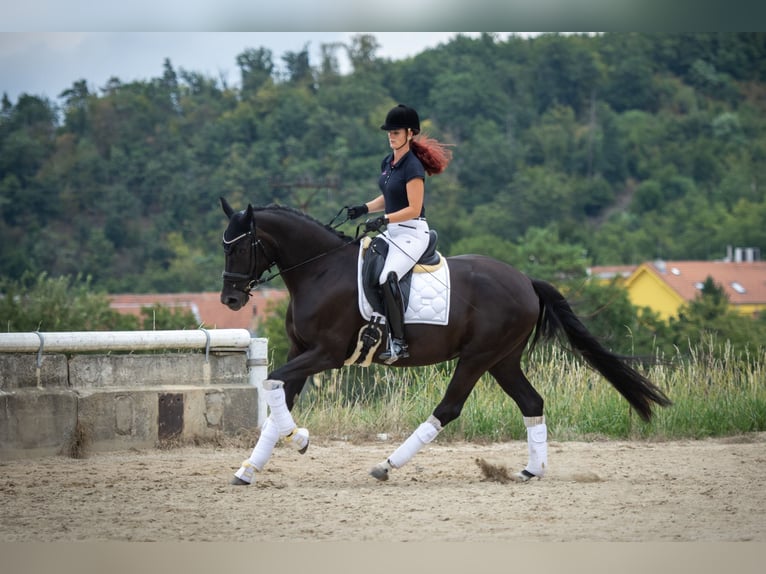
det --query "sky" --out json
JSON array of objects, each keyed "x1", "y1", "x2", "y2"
[
  {"x1": 2, "y1": 0, "x2": 746, "y2": 104},
  {"x1": 0, "y1": 32, "x2": 493, "y2": 103}
]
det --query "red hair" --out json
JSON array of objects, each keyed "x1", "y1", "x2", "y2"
[{"x1": 410, "y1": 134, "x2": 453, "y2": 176}]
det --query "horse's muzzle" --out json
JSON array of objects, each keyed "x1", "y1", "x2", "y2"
[{"x1": 221, "y1": 291, "x2": 246, "y2": 311}]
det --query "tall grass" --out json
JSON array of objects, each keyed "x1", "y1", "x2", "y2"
[{"x1": 293, "y1": 341, "x2": 766, "y2": 442}]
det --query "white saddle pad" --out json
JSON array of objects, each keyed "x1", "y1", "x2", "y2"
[{"x1": 356, "y1": 240, "x2": 451, "y2": 326}]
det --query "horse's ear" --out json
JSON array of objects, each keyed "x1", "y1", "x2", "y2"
[
  {"x1": 246, "y1": 204, "x2": 254, "y2": 221},
  {"x1": 221, "y1": 197, "x2": 235, "y2": 219}
]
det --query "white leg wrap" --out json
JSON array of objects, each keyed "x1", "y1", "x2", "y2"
[
  {"x1": 263, "y1": 379, "x2": 298, "y2": 435},
  {"x1": 388, "y1": 415, "x2": 442, "y2": 469},
  {"x1": 233, "y1": 417, "x2": 280, "y2": 483},
  {"x1": 523, "y1": 415, "x2": 547, "y2": 477},
  {"x1": 247, "y1": 416, "x2": 280, "y2": 470}
]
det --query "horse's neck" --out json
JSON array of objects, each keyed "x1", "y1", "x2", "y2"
[{"x1": 261, "y1": 211, "x2": 344, "y2": 268}]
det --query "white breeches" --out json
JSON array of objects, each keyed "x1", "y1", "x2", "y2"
[{"x1": 378, "y1": 219, "x2": 430, "y2": 284}]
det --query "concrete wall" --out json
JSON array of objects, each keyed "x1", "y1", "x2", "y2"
[{"x1": 0, "y1": 340, "x2": 267, "y2": 459}]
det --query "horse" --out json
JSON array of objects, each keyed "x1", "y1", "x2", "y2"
[{"x1": 219, "y1": 198, "x2": 672, "y2": 485}]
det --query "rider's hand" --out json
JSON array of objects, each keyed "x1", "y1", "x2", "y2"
[
  {"x1": 364, "y1": 216, "x2": 388, "y2": 233},
  {"x1": 347, "y1": 204, "x2": 369, "y2": 220}
]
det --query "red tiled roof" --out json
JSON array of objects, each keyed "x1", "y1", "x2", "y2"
[
  {"x1": 640, "y1": 261, "x2": 766, "y2": 306},
  {"x1": 109, "y1": 289, "x2": 289, "y2": 332}
]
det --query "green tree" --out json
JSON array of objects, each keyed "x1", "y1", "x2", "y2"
[
  {"x1": 0, "y1": 273, "x2": 136, "y2": 332},
  {"x1": 0, "y1": 273, "x2": 199, "y2": 332},
  {"x1": 237, "y1": 47, "x2": 274, "y2": 95},
  {"x1": 257, "y1": 296, "x2": 291, "y2": 369}
]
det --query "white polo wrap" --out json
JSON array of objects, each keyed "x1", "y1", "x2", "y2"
[
  {"x1": 523, "y1": 415, "x2": 547, "y2": 477},
  {"x1": 388, "y1": 415, "x2": 442, "y2": 469}
]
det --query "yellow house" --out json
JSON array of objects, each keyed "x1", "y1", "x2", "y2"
[{"x1": 589, "y1": 260, "x2": 766, "y2": 321}]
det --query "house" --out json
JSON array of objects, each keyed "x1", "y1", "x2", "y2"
[
  {"x1": 588, "y1": 257, "x2": 766, "y2": 321},
  {"x1": 109, "y1": 289, "x2": 289, "y2": 333}
]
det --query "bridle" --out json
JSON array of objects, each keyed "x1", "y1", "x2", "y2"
[
  {"x1": 221, "y1": 207, "x2": 368, "y2": 297},
  {"x1": 221, "y1": 217, "x2": 276, "y2": 296}
]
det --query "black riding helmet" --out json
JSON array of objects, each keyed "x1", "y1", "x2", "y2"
[{"x1": 380, "y1": 104, "x2": 420, "y2": 134}]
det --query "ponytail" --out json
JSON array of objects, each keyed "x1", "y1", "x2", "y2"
[{"x1": 410, "y1": 134, "x2": 453, "y2": 176}]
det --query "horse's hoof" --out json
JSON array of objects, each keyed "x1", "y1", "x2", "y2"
[
  {"x1": 514, "y1": 469, "x2": 538, "y2": 482},
  {"x1": 232, "y1": 460, "x2": 256, "y2": 484},
  {"x1": 370, "y1": 460, "x2": 392, "y2": 481},
  {"x1": 289, "y1": 428, "x2": 310, "y2": 453}
]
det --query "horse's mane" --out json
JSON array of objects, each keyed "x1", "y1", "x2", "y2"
[{"x1": 254, "y1": 204, "x2": 354, "y2": 243}]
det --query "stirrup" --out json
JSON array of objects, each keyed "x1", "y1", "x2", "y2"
[{"x1": 378, "y1": 339, "x2": 409, "y2": 363}]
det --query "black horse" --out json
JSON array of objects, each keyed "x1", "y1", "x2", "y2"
[{"x1": 219, "y1": 199, "x2": 671, "y2": 485}]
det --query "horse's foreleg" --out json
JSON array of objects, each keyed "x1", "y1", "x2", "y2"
[
  {"x1": 230, "y1": 379, "x2": 311, "y2": 485},
  {"x1": 230, "y1": 346, "x2": 340, "y2": 485},
  {"x1": 231, "y1": 416, "x2": 280, "y2": 484},
  {"x1": 262, "y1": 379, "x2": 310, "y2": 452},
  {"x1": 370, "y1": 415, "x2": 442, "y2": 481}
]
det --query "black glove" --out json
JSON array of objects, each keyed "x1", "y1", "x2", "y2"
[
  {"x1": 347, "y1": 204, "x2": 369, "y2": 220},
  {"x1": 364, "y1": 216, "x2": 388, "y2": 233}
]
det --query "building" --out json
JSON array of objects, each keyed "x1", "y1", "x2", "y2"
[
  {"x1": 109, "y1": 289, "x2": 289, "y2": 333},
  {"x1": 589, "y1": 256, "x2": 766, "y2": 321}
]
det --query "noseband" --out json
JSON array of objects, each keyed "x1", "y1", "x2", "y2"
[{"x1": 221, "y1": 219, "x2": 274, "y2": 295}]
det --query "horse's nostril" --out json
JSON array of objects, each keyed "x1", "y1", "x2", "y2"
[{"x1": 221, "y1": 294, "x2": 240, "y2": 307}]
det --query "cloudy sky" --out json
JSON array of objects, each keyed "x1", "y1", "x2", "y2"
[
  {"x1": 2, "y1": 0, "x2": 726, "y2": 104},
  {"x1": 1, "y1": 32, "x2": 495, "y2": 103}
]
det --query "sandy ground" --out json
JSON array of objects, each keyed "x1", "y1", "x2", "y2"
[{"x1": 1, "y1": 433, "x2": 765, "y2": 542}]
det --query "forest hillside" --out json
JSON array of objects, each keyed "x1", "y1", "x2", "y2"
[{"x1": 2, "y1": 33, "x2": 764, "y2": 293}]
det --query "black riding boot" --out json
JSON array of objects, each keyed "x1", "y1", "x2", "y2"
[{"x1": 378, "y1": 271, "x2": 409, "y2": 363}]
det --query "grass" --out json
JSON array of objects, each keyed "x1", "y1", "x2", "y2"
[{"x1": 292, "y1": 341, "x2": 766, "y2": 443}]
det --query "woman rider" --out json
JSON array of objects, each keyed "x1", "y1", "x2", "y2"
[{"x1": 347, "y1": 104, "x2": 452, "y2": 363}]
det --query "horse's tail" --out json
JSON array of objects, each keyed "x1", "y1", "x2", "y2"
[{"x1": 530, "y1": 278, "x2": 672, "y2": 422}]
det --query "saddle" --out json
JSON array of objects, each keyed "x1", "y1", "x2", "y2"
[
  {"x1": 361, "y1": 230, "x2": 441, "y2": 315},
  {"x1": 347, "y1": 231, "x2": 449, "y2": 367}
]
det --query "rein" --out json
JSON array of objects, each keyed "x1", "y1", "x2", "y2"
[{"x1": 222, "y1": 209, "x2": 368, "y2": 295}]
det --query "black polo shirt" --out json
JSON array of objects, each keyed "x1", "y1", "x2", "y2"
[{"x1": 378, "y1": 151, "x2": 426, "y2": 217}]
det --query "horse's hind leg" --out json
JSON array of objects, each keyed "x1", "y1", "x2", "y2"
[
  {"x1": 370, "y1": 358, "x2": 485, "y2": 481},
  {"x1": 489, "y1": 354, "x2": 548, "y2": 481}
]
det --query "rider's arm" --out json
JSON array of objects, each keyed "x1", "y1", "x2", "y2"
[
  {"x1": 366, "y1": 195, "x2": 386, "y2": 214},
  {"x1": 385, "y1": 178, "x2": 424, "y2": 224}
]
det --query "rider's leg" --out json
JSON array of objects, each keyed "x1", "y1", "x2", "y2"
[
  {"x1": 378, "y1": 271, "x2": 409, "y2": 362},
  {"x1": 375, "y1": 221, "x2": 430, "y2": 363}
]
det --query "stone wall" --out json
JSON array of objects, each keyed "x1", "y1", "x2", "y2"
[{"x1": 0, "y1": 340, "x2": 266, "y2": 459}]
